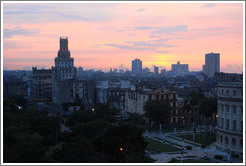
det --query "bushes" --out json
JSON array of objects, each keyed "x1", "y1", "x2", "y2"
[
  {"x1": 214, "y1": 155, "x2": 223, "y2": 160},
  {"x1": 201, "y1": 144, "x2": 206, "y2": 148},
  {"x1": 231, "y1": 154, "x2": 239, "y2": 158},
  {"x1": 185, "y1": 145, "x2": 192, "y2": 150}
]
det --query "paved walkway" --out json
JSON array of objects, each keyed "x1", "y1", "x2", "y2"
[{"x1": 144, "y1": 131, "x2": 243, "y2": 163}]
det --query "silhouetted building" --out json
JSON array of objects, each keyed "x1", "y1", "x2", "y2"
[
  {"x1": 52, "y1": 37, "x2": 78, "y2": 106},
  {"x1": 142, "y1": 67, "x2": 150, "y2": 74},
  {"x1": 161, "y1": 69, "x2": 166, "y2": 75},
  {"x1": 31, "y1": 67, "x2": 52, "y2": 102},
  {"x1": 3, "y1": 80, "x2": 27, "y2": 99},
  {"x1": 171, "y1": 61, "x2": 189, "y2": 76},
  {"x1": 132, "y1": 59, "x2": 142, "y2": 75},
  {"x1": 154, "y1": 66, "x2": 159, "y2": 75},
  {"x1": 204, "y1": 52, "x2": 220, "y2": 77}
]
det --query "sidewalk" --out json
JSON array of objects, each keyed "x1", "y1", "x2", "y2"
[{"x1": 144, "y1": 131, "x2": 243, "y2": 163}]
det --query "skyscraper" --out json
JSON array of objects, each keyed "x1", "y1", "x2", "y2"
[
  {"x1": 132, "y1": 59, "x2": 142, "y2": 75},
  {"x1": 54, "y1": 38, "x2": 77, "y2": 81},
  {"x1": 204, "y1": 52, "x2": 220, "y2": 77},
  {"x1": 52, "y1": 37, "x2": 77, "y2": 105}
]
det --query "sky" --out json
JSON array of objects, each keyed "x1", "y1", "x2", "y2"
[{"x1": 2, "y1": 2, "x2": 244, "y2": 73}]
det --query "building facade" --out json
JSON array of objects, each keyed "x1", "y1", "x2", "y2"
[
  {"x1": 31, "y1": 67, "x2": 52, "y2": 102},
  {"x1": 132, "y1": 59, "x2": 142, "y2": 75},
  {"x1": 171, "y1": 61, "x2": 189, "y2": 76},
  {"x1": 154, "y1": 66, "x2": 159, "y2": 75},
  {"x1": 204, "y1": 52, "x2": 220, "y2": 77},
  {"x1": 216, "y1": 82, "x2": 243, "y2": 157},
  {"x1": 125, "y1": 89, "x2": 182, "y2": 124}
]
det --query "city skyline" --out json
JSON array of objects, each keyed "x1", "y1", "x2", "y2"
[{"x1": 2, "y1": 2, "x2": 244, "y2": 73}]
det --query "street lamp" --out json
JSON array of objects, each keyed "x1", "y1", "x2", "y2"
[{"x1": 92, "y1": 108, "x2": 95, "y2": 111}]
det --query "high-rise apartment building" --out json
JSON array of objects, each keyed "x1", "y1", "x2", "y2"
[
  {"x1": 132, "y1": 59, "x2": 142, "y2": 75},
  {"x1": 204, "y1": 52, "x2": 220, "y2": 77}
]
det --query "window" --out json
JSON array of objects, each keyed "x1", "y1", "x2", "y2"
[
  {"x1": 226, "y1": 105, "x2": 229, "y2": 112},
  {"x1": 232, "y1": 138, "x2": 236, "y2": 146},
  {"x1": 233, "y1": 106, "x2": 237, "y2": 113},
  {"x1": 220, "y1": 135, "x2": 223, "y2": 143},
  {"x1": 221, "y1": 118, "x2": 224, "y2": 128},
  {"x1": 221, "y1": 89, "x2": 224, "y2": 95},
  {"x1": 226, "y1": 90, "x2": 229, "y2": 96},
  {"x1": 226, "y1": 119, "x2": 229, "y2": 130},
  {"x1": 225, "y1": 137, "x2": 228, "y2": 144},
  {"x1": 233, "y1": 120, "x2": 236, "y2": 130},
  {"x1": 221, "y1": 104, "x2": 224, "y2": 112},
  {"x1": 233, "y1": 90, "x2": 236, "y2": 96},
  {"x1": 240, "y1": 139, "x2": 243, "y2": 147}
]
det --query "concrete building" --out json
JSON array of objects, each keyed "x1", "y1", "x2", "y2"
[
  {"x1": 31, "y1": 67, "x2": 52, "y2": 102},
  {"x1": 154, "y1": 66, "x2": 159, "y2": 75},
  {"x1": 171, "y1": 61, "x2": 189, "y2": 76},
  {"x1": 3, "y1": 80, "x2": 28, "y2": 99},
  {"x1": 216, "y1": 82, "x2": 243, "y2": 157},
  {"x1": 204, "y1": 52, "x2": 220, "y2": 77},
  {"x1": 125, "y1": 89, "x2": 181, "y2": 124},
  {"x1": 52, "y1": 38, "x2": 96, "y2": 108},
  {"x1": 96, "y1": 80, "x2": 131, "y2": 115},
  {"x1": 52, "y1": 38, "x2": 77, "y2": 105},
  {"x1": 142, "y1": 67, "x2": 150, "y2": 75},
  {"x1": 161, "y1": 69, "x2": 166, "y2": 75},
  {"x1": 132, "y1": 59, "x2": 142, "y2": 75}
]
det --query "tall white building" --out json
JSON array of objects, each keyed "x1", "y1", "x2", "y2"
[
  {"x1": 216, "y1": 82, "x2": 243, "y2": 157},
  {"x1": 204, "y1": 52, "x2": 220, "y2": 77},
  {"x1": 132, "y1": 59, "x2": 142, "y2": 75}
]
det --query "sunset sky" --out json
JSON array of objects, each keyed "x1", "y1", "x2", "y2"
[{"x1": 2, "y1": 2, "x2": 244, "y2": 73}]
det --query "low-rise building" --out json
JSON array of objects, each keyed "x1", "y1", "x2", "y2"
[
  {"x1": 125, "y1": 89, "x2": 182, "y2": 124},
  {"x1": 31, "y1": 67, "x2": 52, "y2": 102}
]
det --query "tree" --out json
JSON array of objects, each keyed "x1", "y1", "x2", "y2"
[
  {"x1": 144, "y1": 101, "x2": 171, "y2": 127},
  {"x1": 96, "y1": 124, "x2": 147, "y2": 162},
  {"x1": 188, "y1": 90, "x2": 205, "y2": 140},
  {"x1": 127, "y1": 112, "x2": 144, "y2": 127},
  {"x1": 199, "y1": 97, "x2": 217, "y2": 146}
]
